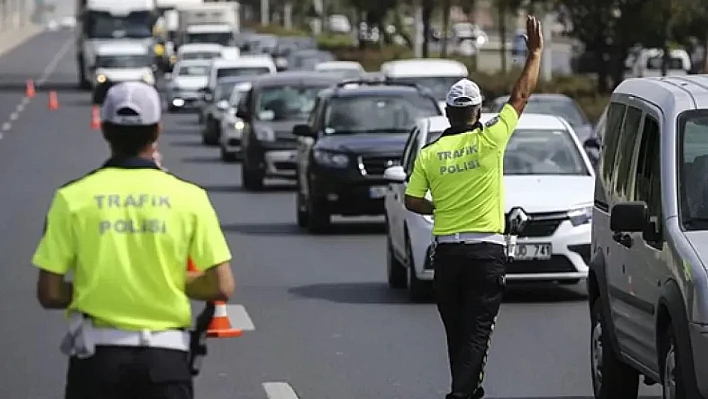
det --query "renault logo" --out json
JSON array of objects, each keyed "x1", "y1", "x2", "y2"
[
  {"x1": 507, "y1": 207, "x2": 529, "y2": 234},
  {"x1": 385, "y1": 160, "x2": 395, "y2": 167}
]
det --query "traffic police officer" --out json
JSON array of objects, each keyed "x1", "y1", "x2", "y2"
[
  {"x1": 33, "y1": 81, "x2": 236, "y2": 399},
  {"x1": 404, "y1": 16, "x2": 543, "y2": 399}
]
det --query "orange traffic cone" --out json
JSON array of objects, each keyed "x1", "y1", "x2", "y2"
[
  {"x1": 206, "y1": 301, "x2": 242, "y2": 338},
  {"x1": 26, "y1": 79, "x2": 35, "y2": 98},
  {"x1": 187, "y1": 258, "x2": 197, "y2": 272},
  {"x1": 48, "y1": 91, "x2": 59, "y2": 110},
  {"x1": 91, "y1": 106, "x2": 101, "y2": 129}
]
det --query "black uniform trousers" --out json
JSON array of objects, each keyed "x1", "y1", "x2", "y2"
[
  {"x1": 432, "y1": 242, "x2": 507, "y2": 399},
  {"x1": 65, "y1": 346, "x2": 193, "y2": 399}
]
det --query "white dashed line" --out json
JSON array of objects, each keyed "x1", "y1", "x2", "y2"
[
  {"x1": 21, "y1": 97, "x2": 30, "y2": 106},
  {"x1": 262, "y1": 382, "x2": 300, "y2": 399},
  {"x1": 9, "y1": 112, "x2": 18, "y2": 121},
  {"x1": 2, "y1": 122, "x2": 11, "y2": 131},
  {"x1": 16, "y1": 103, "x2": 24, "y2": 112},
  {"x1": 37, "y1": 38, "x2": 73, "y2": 86},
  {"x1": 0, "y1": 132, "x2": 3, "y2": 140},
  {"x1": 225, "y1": 304, "x2": 255, "y2": 331}
]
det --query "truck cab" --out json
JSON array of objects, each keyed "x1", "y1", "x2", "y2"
[{"x1": 76, "y1": 0, "x2": 158, "y2": 89}]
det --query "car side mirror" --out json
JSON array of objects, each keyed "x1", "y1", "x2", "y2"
[
  {"x1": 292, "y1": 124, "x2": 315, "y2": 138},
  {"x1": 583, "y1": 137, "x2": 601, "y2": 150},
  {"x1": 610, "y1": 202, "x2": 648, "y2": 232},
  {"x1": 383, "y1": 165, "x2": 406, "y2": 182}
]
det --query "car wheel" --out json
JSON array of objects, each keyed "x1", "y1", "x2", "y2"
[
  {"x1": 296, "y1": 178, "x2": 309, "y2": 228},
  {"x1": 661, "y1": 326, "x2": 686, "y2": 399},
  {"x1": 590, "y1": 300, "x2": 640, "y2": 399},
  {"x1": 405, "y1": 236, "x2": 430, "y2": 302},
  {"x1": 306, "y1": 194, "x2": 330, "y2": 234},
  {"x1": 241, "y1": 163, "x2": 264, "y2": 190},
  {"x1": 386, "y1": 226, "x2": 406, "y2": 289},
  {"x1": 220, "y1": 145, "x2": 237, "y2": 163}
]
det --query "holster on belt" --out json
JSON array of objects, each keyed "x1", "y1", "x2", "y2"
[
  {"x1": 60, "y1": 312, "x2": 96, "y2": 359},
  {"x1": 188, "y1": 302, "x2": 215, "y2": 376}
]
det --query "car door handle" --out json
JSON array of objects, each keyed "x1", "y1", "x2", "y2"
[{"x1": 612, "y1": 232, "x2": 633, "y2": 248}]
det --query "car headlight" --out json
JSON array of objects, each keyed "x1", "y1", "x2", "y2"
[
  {"x1": 142, "y1": 73, "x2": 155, "y2": 85},
  {"x1": 96, "y1": 74, "x2": 107, "y2": 83},
  {"x1": 313, "y1": 150, "x2": 349, "y2": 168},
  {"x1": 568, "y1": 205, "x2": 592, "y2": 226},
  {"x1": 254, "y1": 126, "x2": 275, "y2": 141},
  {"x1": 234, "y1": 120, "x2": 245, "y2": 130}
]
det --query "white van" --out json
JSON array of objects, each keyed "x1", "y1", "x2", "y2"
[
  {"x1": 207, "y1": 55, "x2": 276, "y2": 91},
  {"x1": 380, "y1": 59, "x2": 468, "y2": 111},
  {"x1": 627, "y1": 48, "x2": 691, "y2": 78},
  {"x1": 93, "y1": 41, "x2": 155, "y2": 89}
]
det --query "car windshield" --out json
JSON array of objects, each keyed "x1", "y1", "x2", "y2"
[
  {"x1": 86, "y1": 11, "x2": 153, "y2": 39},
  {"x1": 181, "y1": 51, "x2": 220, "y2": 60},
  {"x1": 215, "y1": 82, "x2": 242, "y2": 101},
  {"x1": 96, "y1": 54, "x2": 150, "y2": 68},
  {"x1": 504, "y1": 129, "x2": 588, "y2": 175},
  {"x1": 387, "y1": 76, "x2": 463, "y2": 101},
  {"x1": 679, "y1": 112, "x2": 708, "y2": 227},
  {"x1": 324, "y1": 94, "x2": 441, "y2": 134},
  {"x1": 176, "y1": 65, "x2": 209, "y2": 76},
  {"x1": 497, "y1": 98, "x2": 588, "y2": 126},
  {"x1": 255, "y1": 85, "x2": 326, "y2": 121},
  {"x1": 186, "y1": 32, "x2": 234, "y2": 46},
  {"x1": 647, "y1": 56, "x2": 684, "y2": 70},
  {"x1": 217, "y1": 67, "x2": 271, "y2": 78},
  {"x1": 229, "y1": 87, "x2": 248, "y2": 106}
]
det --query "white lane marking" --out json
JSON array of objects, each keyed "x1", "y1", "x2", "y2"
[
  {"x1": 37, "y1": 37, "x2": 73, "y2": 85},
  {"x1": 1, "y1": 122, "x2": 10, "y2": 131},
  {"x1": 262, "y1": 382, "x2": 300, "y2": 399},
  {"x1": 9, "y1": 112, "x2": 18, "y2": 121},
  {"x1": 16, "y1": 102, "x2": 24, "y2": 112},
  {"x1": 21, "y1": 97, "x2": 30, "y2": 106},
  {"x1": 0, "y1": 132, "x2": 3, "y2": 140},
  {"x1": 225, "y1": 304, "x2": 255, "y2": 331}
]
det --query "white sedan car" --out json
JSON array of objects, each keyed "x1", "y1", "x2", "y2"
[
  {"x1": 384, "y1": 113, "x2": 595, "y2": 300},
  {"x1": 219, "y1": 81, "x2": 252, "y2": 162}
]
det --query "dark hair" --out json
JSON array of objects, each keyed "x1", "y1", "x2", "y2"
[
  {"x1": 101, "y1": 107, "x2": 159, "y2": 157},
  {"x1": 446, "y1": 104, "x2": 481, "y2": 127}
]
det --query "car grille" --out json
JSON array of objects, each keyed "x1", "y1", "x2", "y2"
[
  {"x1": 359, "y1": 155, "x2": 401, "y2": 176},
  {"x1": 505, "y1": 211, "x2": 567, "y2": 237}
]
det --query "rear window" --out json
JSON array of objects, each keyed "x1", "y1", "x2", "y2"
[{"x1": 217, "y1": 67, "x2": 271, "y2": 78}]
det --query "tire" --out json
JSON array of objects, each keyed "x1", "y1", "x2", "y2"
[
  {"x1": 386, "y1": 230, "x2": 407, "y2": 289},
  {"x1": 296, "y1": 178, "x2": 308, "y2": 228},
  {"x1": 590, "y1": 300, "x2": 640, "y2": 399},
  {"x1": 306, "y1": 195, "x2": 330, "y2": 234},
  {"x1": 241, "y1": 163, "x2": 264, "y2": 190},
  {"x1": 220, "y1": 146, "x2": 237, "y2": 163},
  {"x1": 661, "y1": 326, "x2": 686, "y2": 399},
  {"x1": 406, "y1": 237, "x2": 430, "y2": 302}
]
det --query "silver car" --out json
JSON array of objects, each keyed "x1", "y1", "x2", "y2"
[
  {"x1": 588, "y1": 74, "x2": 708, "y2": 399},
  {"x1": 165, "y1": 60, "x2": 210, "y2": 112}
]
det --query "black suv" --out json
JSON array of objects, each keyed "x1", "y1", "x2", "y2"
[
  {"x1": 236, "y1": 72, "x2": 343, "y2": 190},
  {"x1": 292, "y1": 79, "x2": 443, "y2": 233}
]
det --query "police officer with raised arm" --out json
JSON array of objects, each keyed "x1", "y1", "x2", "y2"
[
  {"x1": 404, "y1": 16, "x2": 543, "y2": 399},
  {"x1": 33, "y1": 81, "x2": 235, "y2": 399}
]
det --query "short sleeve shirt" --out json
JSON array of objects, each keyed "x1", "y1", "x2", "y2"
[
  {"x1": 31, "y1": 158, "x2": 232, "y2": 331},
  {"x1": 405, "y1": 104, "x2": 519, "y2": 235}
]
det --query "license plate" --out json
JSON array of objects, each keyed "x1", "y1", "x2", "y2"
[
  {"x1": 515, "y1": 243, "x2": 552, "y2": 260},
  {"x1": 369, "y1": 186, "x2": 388, "y2": 199}
]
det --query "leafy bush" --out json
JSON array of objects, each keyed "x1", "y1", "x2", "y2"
[
  {"x1": 253, "y1": 25, "x2": 310, "y2": 37},
  {"x1": 317, "y1": 33, "x2": 356, "y2": 51}
]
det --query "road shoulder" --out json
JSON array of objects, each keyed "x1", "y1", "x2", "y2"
[{"x1": 0, "y1": 24, "x2": 46, "y2": 58}]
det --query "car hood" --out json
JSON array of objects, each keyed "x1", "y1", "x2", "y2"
[
  {"x1": 255, "y1": 120, "x2": 305, "y2": 140},
  {"x1": 315, "y1": 133, "x2": 409, "y2": 154},
  {"x1": 503, "y1": 175, "x2": 594, "y2": 212},
  {"x1": 97, "y1": 68, "x2": 151, "y2": 81},
  {"x1": 172, "y1": 76, "x2": 207, "y2": 90}
]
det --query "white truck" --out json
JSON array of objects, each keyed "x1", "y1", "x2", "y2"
[
  {"x1": 155, "y1": 0, "x2": 205, "y2": 68},
  {"x1": 75, "y1": 0, "x2": 158, "y2": 89},
  {"x1": 176, "y1": 3, "x2": 240, "y2": 49}
]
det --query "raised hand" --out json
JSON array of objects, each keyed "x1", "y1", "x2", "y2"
[{"x1": 523, "y1": 15, "x2": 543, "y2": 55}]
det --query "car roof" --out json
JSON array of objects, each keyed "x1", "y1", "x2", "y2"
[
  {"x1": 315, "y1": 61, "x2": 363, "y2": 70},
  {"x1": 322, "y1": 84, "x2": 426, "y2": 97},
  {"x1": 612, "y1": 75, "x2": 708, "y2": 113},
  {"x1": 421, "y1": 112, "x2": 571, "y2": 134},
  {"x1": 175, "y1": 59, "x2": 211, "y2": 67},
  {"x1": 95, "y1": 42, "x2": 148, "y2": 55},
  {"x1": 492, "y1": 93, "x2": 573, "y2": 103},
  {"x1": 178, "y1": 43, "x2": 223, "y2": 53},
  {"x1": 212, "y1": 55, "x2": 274, "y2": 68},
  {"x1": 251, "y1": 71, "x2": 342, "y2": 87},
  {"x1": 380, "y1": 58, "x2": 468, "y2": 77}
]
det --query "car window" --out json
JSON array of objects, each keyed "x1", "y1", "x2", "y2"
[
  {"x1": 679, "y1": 111, "x2": 708, "y2": 228},
  {"x1": 186, "y1": 32, "x2": 234, "y2": 46},
  {"x1": 613, "y1": 106, "x2": 643, "y2": 200},
  {"x1": 96, "y1": 54, "x2": 150, "y2": 68},
  {"x1": 215, "y1": 82, "x2": 240, "y2": 101},
  {"x1": 600, "y1": 103, "x2": 627, "y2": 184},
  {"x1": 647, "y1": 56, "x2": 684, "y2": 70},
  {"x1": 229, "y1": 87, "x2": 248, "y2": 105},
  {"x1": 633, "y1": 115, "x2": 661, "y2": 237},
  {"x1": 177, "y1": 65, "x2": 209, "y2": 76},
  {"x1": 504, "y1": 129, "x2": 589, "y2": 175},
  {"x1": 182, "y1": 51, "x2": 220, "y2": 60},
  {"x1": 323, "y1": 94, "x2": 441, "y2": 134},
  {"x1": 255, "y1": 85, "x2": 327, "y2": 121},
  {"x1": 402, "y1": 127, "x2": 420, "y2": 173},
  {"x1": 521, "y1": 98, "x2": 588, "y2": 126},
  {"x1": 217, "y1": 67, "x2": 271, "y2": 78},
  {"x1": 386, "y1": 76, "x2": 462, "y2": 101}
]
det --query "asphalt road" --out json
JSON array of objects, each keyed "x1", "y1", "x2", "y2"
[{"x1": 0, "y1": 31, "x2": 660, "y2": 399}]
